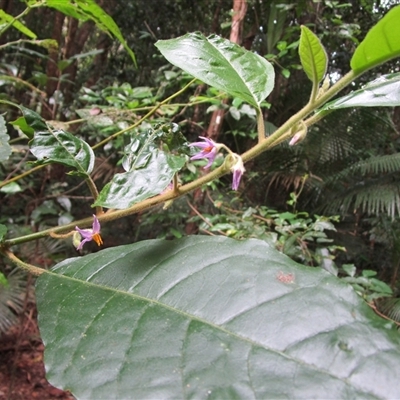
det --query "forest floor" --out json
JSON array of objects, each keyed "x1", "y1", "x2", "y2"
[{"x1": 0, "y1": 302, "x2": 74, "y2": 400}]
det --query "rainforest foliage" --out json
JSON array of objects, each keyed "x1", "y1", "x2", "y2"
[{"x1": 1, "y1": 0, "x2": 400, "y2": 398}]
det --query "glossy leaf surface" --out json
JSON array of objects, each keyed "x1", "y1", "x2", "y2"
[
  {"x1": 319, "y1": 73, "x2": 400, "y2": 111},
  {"x1": 299, "y1": 25, "x2": 327, "y2": 84},
  {"x1": 36, "y1": 236, "x2": 400, "y2": 400},
  {"x1": 30, "y1": 130, "x2": 94, "y2": 175},
  {"x1": 21, "y1": 106, "x2": 94, "y2": 175},
  {"x1": 94, "y1": 151, "x2": 185, "y2": 209},
  {"x1": 351, "y1": 5, "x2": 400, "y2": 73},
  {"x1": 156, "y1": 32, "x2": 274, "y2": 108},
  {"x1": 19, "y1": 106, "x2": 48, "y2": 132},
  {"x1": 94, "y1": 128, "x2": 187, "y2": 209},
  {"x1": 0, "y1": 115, "x2": 11, "y2": 162}
]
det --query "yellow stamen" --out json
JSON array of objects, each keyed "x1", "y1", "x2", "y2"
[{"x1": 92, "y1": 233, "x2": 103, "y2": 246}]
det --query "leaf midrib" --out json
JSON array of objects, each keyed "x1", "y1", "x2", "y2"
[
  {"x1": 42, "y1": 268, "x2": 379, "y2": 396},
  {"x1": 45, "y1": 128, "x2": 90, "y2": 175},
  {"x1": 206, "y1": 36, "x2": 259, "y2": 107}
]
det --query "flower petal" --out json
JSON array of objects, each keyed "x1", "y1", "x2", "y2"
[
  {"x1": 75, "y1": 227, "x2": 93, "y2": 239},
  {"x1": 92, "y1": 214, "x2": 101, "y2": 234},
  {"x1": 230, "y1": 156, "x2": 245, "y2": 190}
]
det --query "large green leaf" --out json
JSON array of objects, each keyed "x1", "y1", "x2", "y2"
[
  {"x1": 155, "y1": 32, "x2": 274, "y2": 108},
  {"x1": 28, "y1": 0, "x2": 136, "y2": 66},
  {"x1": 299, "y1": 25, "x2": 327, "y2": 85},
  {"x1": 36, "y1": 236, "x2": 400, "y2": 400},
  {"x1": 0, "y1": 115, "x2": 11, "y2": 162},
  {"x1": 30, "y1": 130, "x2": 94, "y2": 175},
  {"x1": 351, "y1": 5, "x2": 400, "y2": 74},
  {"x1": 319, "y1": 72, "x2": 400, "y2": 111}
]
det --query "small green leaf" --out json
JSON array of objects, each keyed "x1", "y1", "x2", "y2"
[
  {"x1": 0, "y1": 272, "x2": 8, "y2": 286},
  {"x1": 9, "y1": 116, "x2": 34, "y2": 139},
  {"x1": 370, "y1": 278, "x2": 393, "y2": 295},
  {"x1": 0, "y1": 224, "x2": 7, "y2": 242},
  {"x1": 319, "y1": 73, "x2": 400, "y2": 110},
  {"x1": 342, "y1": 264, "x2": 357, "y2": 277},
  {"x1": 156, "y1": 32, "x2": 275, "y2": 108},
  {"x1": 34, "y1": 39, "x2": 58, "y2": 51},
  {"x1": 30, "y1": 130, "x2": 94, "y2": 176},
  {"x1": 299, "y1": 25, "x2": 327, "y2": 84},
  {"x1": 36, "y1": 237, "x2": 400, "y2": 399},
  {"x1": 0, "y1": 115, "x2": 11, "y2": 162},
  {"x1": 19, "y1": 106, "x2": 48, "y2": 132},
  {"x1": 351, "y1": 5, "x2": 400, "y2": 73},
  {"x1": 0, "y1": 9, "x2": 37, "y2": 39},
  {"x1": 0, "y1": 182, "x2": 22, "y2": 194},
  {"x1": 362, "y1": 270, "x2": 377, "y2": 278}
]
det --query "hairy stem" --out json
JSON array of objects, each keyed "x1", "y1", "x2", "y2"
[
  {"x1": 0, "y1": 165, "x2": 45, "y2": 189},
  {"x1": 256, "y1": 108, "x2": 265, "y2": 143},
  {"x1": 1, "y1": 249, "x2": 45, "y2": 276},
  {"x1": 241, "y1": 70, "x2": 358, "y2": 162}
]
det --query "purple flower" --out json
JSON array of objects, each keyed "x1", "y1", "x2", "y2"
[
  {"x1": 75, "y1": 214, "x2": 103, "y2": 250},
  {"x1": 189, "y1": 136, "x2": 219, "y2": 169},
  {"x1": 231, "y1": 157, "x2": 245, "y2": 190}
]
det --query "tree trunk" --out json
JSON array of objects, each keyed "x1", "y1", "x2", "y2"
[
  {"x1": 42, "y1": 11, "x2": 65, "y2": 120},
  {"x1": 60, "y1": 18, "x2": 94, "y2": 113},
  {"x1": 185, "y1": 0, "x2": 248, "y2": 235},
  {"x1": 207, "y1": 0, "x2": 247, "y2": 141}
]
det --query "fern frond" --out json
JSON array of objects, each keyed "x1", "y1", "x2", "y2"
[
  {"x1": 0, "y1": 270, "x2": 26, "y2": 334},
  {"x1": 323, "y1": 179, "x2": 400, "y2": 218},
  {"x1": 376, "y1": 298, "x2": 400, "y2": 323},
  {"x1": 326, "y1": 153, "x2": 400, "y2": 186}
]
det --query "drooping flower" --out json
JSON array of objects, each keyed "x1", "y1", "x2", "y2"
[
  {"x1": 289, "y1": 129, "x2": 307, "y2": 146},
  {"x1": 189, "y1": 136, "x2": 220, "y2": 169},
  {"x1": 75, "y1": 214, "x2": 103, "y2": 250},
  {"x1": 230, "y1": 155, "x2": 245, "y2": 190}
]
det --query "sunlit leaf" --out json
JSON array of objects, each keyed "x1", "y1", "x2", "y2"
[
  {"x1": 156, "y1": 32, "x2": 275, "y2": 108},
  {"x1": 34, "y1": 39, "x2": 58, "y2": 51},
  {"x1": 0, "y1": 9, "x2": 37, "y2": 39},
  {"x1": 0, "y1": 182, "x2": 22, "y2": 194},
  {"x1": 351, "y1": 5, "x2": 400, "y2": 73},
  {"x1": 0, "y1": 115, "x2": 11, "y2": 162},
  {"x1": 299, "y1": 25, "x2": 327, "y2": 85},
  {"x1": 36, "y1": 236, "x2": 400, "y2": 399},
  {"x1": 319, "y1": 73, "x2": 400, "y2": 111},
  {"x1": 9, "y1": 116, "x2": 34, "y2": 139}
]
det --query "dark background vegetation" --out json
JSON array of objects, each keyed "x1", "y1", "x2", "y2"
[{"x1": 0, "y1": 0, "x2": 400, "y2": 396}]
